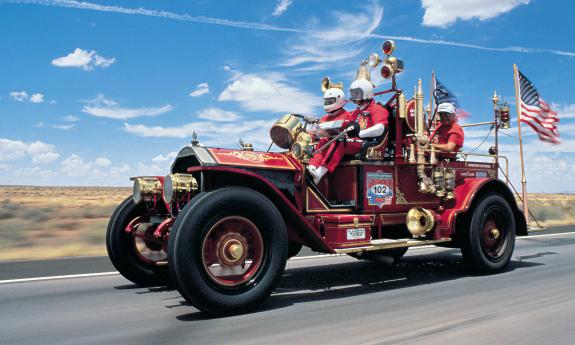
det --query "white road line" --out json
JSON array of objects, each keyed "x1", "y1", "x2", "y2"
[
  {"x1": 522, "y1": 232, "x2": 575, "y2": 239},
  {"x1": 1, "y1": 231, "x2": 574, "y2": 285},
  {"x1": 0, "y1": 272, "x2": 119, "y2": 285}
]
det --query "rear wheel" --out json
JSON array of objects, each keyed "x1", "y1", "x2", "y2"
[
  {"x1": 461, "y1": 193, "x2": 516, "y2": 273},
  {"x1": 106, "y1": 197, "x2": 169, "y2": 285},
  {"x1": 169, "y1": 187, "x2": 288, "y2": 315}
]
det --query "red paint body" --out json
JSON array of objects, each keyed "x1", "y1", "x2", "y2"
[{"x1": 134, "y1": 94, "x2": 525, "y2": 255}]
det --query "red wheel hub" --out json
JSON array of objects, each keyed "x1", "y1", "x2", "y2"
[
  {"x1": 126, "y1": 217, "x2": 168, "y2": 265},
  {"x1": 482, "y1": 218, "x2": 504, "y2": 258},
  {"x1": 202, "y1": 216, "x2": 264, "y2": 287}
]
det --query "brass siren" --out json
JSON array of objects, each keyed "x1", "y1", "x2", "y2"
[
  {"x1": 406, "y1": 207, "x2": 436, "y2": 237},
  {"x1": 321, "y1": 77, "x2": 344, "y2": 93}
]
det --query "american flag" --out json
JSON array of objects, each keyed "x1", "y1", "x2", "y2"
[
  {"x1": 517, "y1": 70, "x2": 560, "y2": 144},
  {"x1": 435, "y1": 78, "x2": 469, "y2": 118}
]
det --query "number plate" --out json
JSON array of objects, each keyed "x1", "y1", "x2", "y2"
[{"x1": 347, "y1": 228, "x2": 366, "y2": 240}]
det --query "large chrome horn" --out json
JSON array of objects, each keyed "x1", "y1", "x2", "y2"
[{"x1": 406, "y1": 207, "x2": 436, "y2": 237}]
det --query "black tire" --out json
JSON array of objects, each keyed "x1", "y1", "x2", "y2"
[
  {"x1": 167, "y1": 192, "x2": 208, "y2": 290},
  {"x1": 106, "y1": 197, "x2": 169, "y2": 286},
  {"x1": 349, "y1": 247, "x2": 408, "y2": 265},
  {"x1": 169, "y1": 187, "x2": 288, "y2": 316},
  {"x1": 460, "y1": 193, "x2": 516, "y2": 274},
  {"x1": 288, "y1": 241, "x2": 303, "y2": 258}
]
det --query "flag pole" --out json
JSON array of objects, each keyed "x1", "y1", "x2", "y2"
[
  {"x1": 428, "y1": 70, "x2": 436, "y2": 129},
  {"x1": 513, "y1": 64, "x2": 529, "y2": 223}
]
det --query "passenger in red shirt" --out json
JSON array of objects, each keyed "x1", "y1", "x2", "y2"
[
  {"x1": 307, "y1": 79, "x2": 389, "y2": 184},
  {"x1": 430, "y1": 103, "x2": 464, "y2": 160}
]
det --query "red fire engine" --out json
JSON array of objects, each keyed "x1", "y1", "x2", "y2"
[{"x1": 106, "y1": 40, "x2": 526, "y2": 316}]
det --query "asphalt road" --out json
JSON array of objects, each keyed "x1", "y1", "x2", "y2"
[{"x1": 1, "y1": 228, "x2": 574, "y2": 345}]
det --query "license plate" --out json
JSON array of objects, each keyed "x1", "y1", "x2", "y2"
[{"x1": 347, "y1": 228, "x2": 366, "y2": 240}]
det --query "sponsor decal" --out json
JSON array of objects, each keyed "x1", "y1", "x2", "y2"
[
  {"x1": 366, "y1": 171, "x2": 393, "y2": 208},
  {"x1": 347, "y1": 228, "x2": 366, "y2": 240},
  {"x1": 476, "y1": 171, "x2": 488, "y2": 178}
]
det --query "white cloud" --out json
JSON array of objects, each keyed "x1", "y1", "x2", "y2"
[
  {"x1": 189, "y1": 82, "x2": 210, "y2": 97},
  {"x1": 62, "y1": 115, "x2": 80, "y2": 122},
  {"x1": 196, "y1": 108, "x2": 240, "y2": 122},
  {"x1": 280, "y1": 4, "x2": 383, "y2": 71},
  {"x1": 9, "y1": 91, "x2": 29, "y2": 102},
  {"x1": 52, "y1": 124, "x2": 75, "y2": 130},
  {"x1": 272, "y1": 0, "x2": 292, "y2": 16},
  {"x1": 26, "y1": 0, "x2": 301, "y2": 33},
  {"x1": 94, "y1": 157, "x2": 112, "y2": 167},
  {"x1": 218, "y1": 72, "x2": 320, "y2": 114},
  {"x1": 152, "y1": 152, "x2": 178, "y2": 164},
  {"x1": 556, "y1": 104, "x2": 575, "y2": 119},
  {"x1": 124, "y1": 119, "x2": 274, "y2": 149},
  {"x1": 9, "y1": 91, "x2": 47, "y2": 103},
  {"x1": 82, "y1": 94, "x2": 173, "y2": 120},
  {"x1": 0, "y1": 138, "x2": 60, "y2": 164},
  {"x1": 51, "y1": 48, "x2": 116, "y2": 70},
  {"x1": 29, "y1": 93, "x2": 45, "y2": 103},
  {"x1": 421, "y1": 0, "x2": 530, "y2": 28}
]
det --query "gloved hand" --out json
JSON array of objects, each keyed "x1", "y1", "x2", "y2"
[
  {"x1": 345, "y1": 122, "x2": 361, "y2": 137},
  {"x1": 304, "y1": 115, "x2": 318, "y2": 123}
]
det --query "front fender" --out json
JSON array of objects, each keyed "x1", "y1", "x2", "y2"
[
  {"x1": 439, "y1": 178, "x2": 527, "y2": 238},
  {"x1": 187, "y1": 166, "x2": 332, "y2": 252}
]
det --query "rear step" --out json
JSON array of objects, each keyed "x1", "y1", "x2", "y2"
[{"x1": 333, "y1": 238, "x2": 451, "y2": 254}]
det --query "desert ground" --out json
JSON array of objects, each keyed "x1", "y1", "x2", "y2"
[{"x1": 0, "y1": 185, "x2": 572, "y2": 260}]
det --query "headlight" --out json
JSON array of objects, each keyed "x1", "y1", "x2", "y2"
[
  {"x1": 132, "y1": 177, "x2": 162, "y2": 204},
  {"x1": 291, "y1": 132, "x2": 312, "y2": 159},
  {"x1": 163, "y1": 173, "x2": 198, "y2": 203}
]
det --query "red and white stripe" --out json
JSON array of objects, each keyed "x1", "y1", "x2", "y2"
[{"x1": 520, "y1": 99, "x2": 560, "y2": 144}]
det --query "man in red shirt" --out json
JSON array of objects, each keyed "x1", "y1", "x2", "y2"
[
  {"x1": 308, "y1": 80, "x2": 389, "y2": 184},
  {"x1": 430, "y1": 103, "x2": 464, "y2": 160}
]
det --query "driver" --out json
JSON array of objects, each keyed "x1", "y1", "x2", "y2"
[
  {"x1": 307, "y1": 87, "x2": 353, "y2": 184},
  {"x1": 430, "y1": 103, "x2": 464, "y2": 159}
]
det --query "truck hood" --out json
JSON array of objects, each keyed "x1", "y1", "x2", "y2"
[{"x1": 171, "y1": 146, "x2": 297, "y2": 173}]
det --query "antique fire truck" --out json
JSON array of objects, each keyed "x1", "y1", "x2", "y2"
[{"x1": 106, "y1": 40, "x2": 526, "y2": 315}]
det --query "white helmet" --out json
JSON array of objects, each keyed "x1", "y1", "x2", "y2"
[
  {"x1": 437, "y1": 103, "x2": 456, "y2": 114},
  {"x1": 349, "y1": 79, "x2": 374, "y2": 102},
  {"x1": 323, "y1": 87, "x2": 346, "y2": 113}
]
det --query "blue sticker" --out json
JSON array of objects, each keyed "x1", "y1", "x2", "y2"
[{"x1": 366, "y1": 171, "x2": 393, "y2": 208}]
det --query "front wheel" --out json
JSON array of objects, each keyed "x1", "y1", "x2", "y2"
[
  {"x1": 460, "y1": 193, "x2": 516, "y2": 273},
  {"x1": 169, "y1": 187, "x2": 288, "y2": 316},
  {"x1": 106, "y1": 197, "x2": 170, "y2": 285}
]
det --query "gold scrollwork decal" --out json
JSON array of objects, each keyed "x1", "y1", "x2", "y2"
[{"x1": 395, "y1": 187, "x2": 408, "y2": 205}]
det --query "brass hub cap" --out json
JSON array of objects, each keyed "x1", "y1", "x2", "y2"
[
  {"x1": 490, "y1": 228, "x2": 501, "y2": 240},
  {"x1": 202, "y1": 216, "x2": 264, "y2": 287}
]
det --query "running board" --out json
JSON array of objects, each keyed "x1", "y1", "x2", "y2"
[{"x1": 333, "y1": 238, "x2": 452, "y2": 254}]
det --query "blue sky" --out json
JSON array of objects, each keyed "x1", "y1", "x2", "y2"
[{"x1": 0, "y1": 0, "x2": 574, "y2": 191}]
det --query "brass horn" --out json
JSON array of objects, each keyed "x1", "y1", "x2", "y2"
[
  {"x1": 406, "y1": 207, "x2": 436, "y2": 237},
  {"x1": 321, "y1": 76, "x2": 344, "y2": 93},
  {"x1": 355, "y1": 63, "x2": 371, "y2": 82}
]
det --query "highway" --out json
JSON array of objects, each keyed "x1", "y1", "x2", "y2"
[{"x1": 1, "y1": 228, "x2": 574, "y2": 345}]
